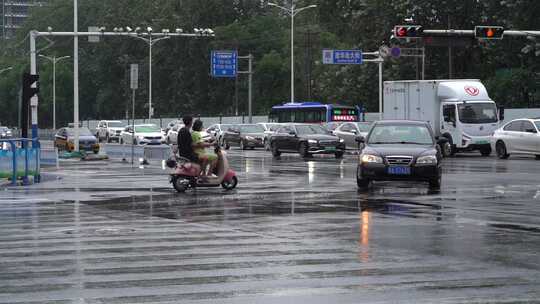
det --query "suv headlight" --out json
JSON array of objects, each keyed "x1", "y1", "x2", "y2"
[
  {"x1": 416, "y1": 155, "x2": 438, "y2": 165},
  {"x1": 339, "y1": 138, "x2": 345, "y2": 143},
  {"x1": 361, "y1": 154, "x2": 383, "y2": 164},
  {"x1": 308, "y1": 139, "x2": 318, "y2": 144}
]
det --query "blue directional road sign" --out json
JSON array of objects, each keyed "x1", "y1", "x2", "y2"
[
  {"x1": 322, "y1": 49, "x2": 363, "y2": 65},
  {"x1": 211, "y1": 50, "x2": 238, "y2": 78}
]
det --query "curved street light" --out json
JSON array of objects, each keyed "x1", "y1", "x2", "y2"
[
  {"x1": 0, "y1": 66, "x2": 13, "y2": 75},
  {"x1": 39, "y1": 55, "x2": 70, "y2": 130},
  {"x1": 268, "y1": 2, "x2": 317, "y2": 103}
]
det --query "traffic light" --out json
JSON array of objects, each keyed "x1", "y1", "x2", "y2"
[
  {"x1": 394, "y1": 25, "x2": 424, "y2": 39},
  {"x1": 23, "y1": 73, "x2": 39, "y2": 99},
  {"x1": 475, "y1": 26, "x2": 504, "y2": 40},
  {"x1": 21, "y1": 73, "x2": 39, "y2": 139}
]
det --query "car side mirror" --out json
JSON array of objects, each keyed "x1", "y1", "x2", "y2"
[
  {"x1": 351, "y1": 129, "x2": 358, "y2": 135},
  {"x1": 355, "y1": 136, "x2": 365, "y2": 143},
  {"x1": 526, "y1": 128, "x2": 537, "y2": 134}
]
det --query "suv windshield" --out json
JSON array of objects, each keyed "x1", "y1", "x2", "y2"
[
  {"x1": 368, "y1": 125, "x2": 433, "y2": 145},
  {"x1": 135, "y1": 125, "x2": 161, "y2": 133},
  {"x1": 67, "y1": 128, "x2": 93, "y2": 136},
  {"x1": 458, "y1": 102, "x2": 498, "y2": 124},
  {"x1": 296, "y1": 125, "x2": 327, "y2": 135},
  {"x1": 240, "y1": 125, "x2": 264, "y2": 133},
  {"x1": 108, "y1": 122, "x2": 124, "y2": 128}
]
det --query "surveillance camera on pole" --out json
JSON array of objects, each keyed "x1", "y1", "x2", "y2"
[
  {"x1": 99, "y1": 26, "x2": 106, "y2": 32},
  {"x1": 175, "y1": 28, "x2": 183, "y2": 34},
  {"x1": 47, "y1": 26, "x2": 52, "y2": 32},
  {"x1": 126, "y1": 26, "x2": 133, "y2": 32},
  {"x1": 147, "y1": 27, "x2": 153, "y2": 33}
]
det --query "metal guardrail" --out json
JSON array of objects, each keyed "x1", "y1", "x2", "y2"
[
  {"x1": 103, "y1": 144, "x2": 172, "y2": 164},
  {"x1": 0, "y1": 138, "x2": 41, "y2": 186}
]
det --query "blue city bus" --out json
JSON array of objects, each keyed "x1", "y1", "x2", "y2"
[{"x1": 269, "y1": 102, "x2": 363, "y2": 123}]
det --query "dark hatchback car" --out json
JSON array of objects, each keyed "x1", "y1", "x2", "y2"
[
  {"x1": 356, "y1": 120, "x2": 443, "y2": 189},
  {"x1": 222, "y1": 124, "x2": 266, "y2": 150},
  {"x1": 270, "y1": 124, "x2": 346, "y2": 158}
]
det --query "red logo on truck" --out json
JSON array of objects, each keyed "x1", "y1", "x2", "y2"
[{"x1": 465, "y1": 86, "x2": 480, "y2": 96}]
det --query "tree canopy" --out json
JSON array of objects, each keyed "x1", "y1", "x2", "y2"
[{"x1": 0, "y1": 0, "x2": 538, "y2": 127}]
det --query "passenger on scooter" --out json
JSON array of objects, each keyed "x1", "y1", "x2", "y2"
[
  {"x1": 192, "y1": 120, "x2": 218, "y2": 177},
  {"x1": 177, "y1": 115, "x2": 199, "y2": 163}
]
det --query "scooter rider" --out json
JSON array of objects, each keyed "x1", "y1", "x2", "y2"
[{"x1": 177, "y1": 116, "x2": 215, "y2": 169}]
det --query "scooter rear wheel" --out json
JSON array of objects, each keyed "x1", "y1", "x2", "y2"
[
  {"x1": 172, "y1": 176, "x2": 189, "y2": 193},
  {"x1": 221, "y1": 176, "x2": 238, "y2": 190}
]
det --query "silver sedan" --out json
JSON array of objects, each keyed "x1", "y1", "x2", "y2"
[
  {"x1": 492, "y1": 118, "x2": 540, "y2": 160},
  {"x1": 333, "y1": 122, "x2": 373, "y2": 149}
]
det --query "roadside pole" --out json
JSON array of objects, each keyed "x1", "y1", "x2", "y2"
[
  {"x1": 238, "y1": 54, "x2": 254, "y2": 123},
  {"x1": 363, "y1": 52, "x2": 384, "y2": 121},
  {"x1": 130, "y1": 64, "x2": 138, "y2": 166}
]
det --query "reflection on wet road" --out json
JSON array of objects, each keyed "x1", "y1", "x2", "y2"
[{"x1": 0, "y1": 150, "x2": 539, "y2": 303}]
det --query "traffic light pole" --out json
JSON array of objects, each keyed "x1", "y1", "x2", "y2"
[
  {"x1": 238, "y1": 54, "x2": 254, "y2": 123},
  {"x1": 29, "y1": 31, "x2": 37, "y2": 140},
  {"x1": 422, "y1": 29, "x2": 540, "y2": 37}
]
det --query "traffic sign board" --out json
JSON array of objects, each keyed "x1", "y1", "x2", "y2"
[
  {"x1": 322, "y1": 49, "x2": 362, "y2": 65},
  {"x1": 211, "y1": 50, "x2": 238, "y2": 78},
  {"x1": 130, "y1": 64, "x2": 138, "y2": 90}
]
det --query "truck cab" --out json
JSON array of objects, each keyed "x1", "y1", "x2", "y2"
[{"x1": 438, "y1": 82, "x2": 500, "y2": 156}]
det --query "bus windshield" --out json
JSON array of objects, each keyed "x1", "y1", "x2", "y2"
[{"x1": 458, "y1": 102, "x2": 498, "y2": 124}]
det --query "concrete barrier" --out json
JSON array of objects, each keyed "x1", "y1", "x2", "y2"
[{"x1": 103, "y1": 144, "x2": 172, "y2": 164}]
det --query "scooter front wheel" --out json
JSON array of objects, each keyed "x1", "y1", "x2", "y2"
[
  {"x1": 172, "y1": 176, "x2": 190, "y2": 193},
  {"x1": 221, "y1": 176, "x2": 238, "y2": 190}
]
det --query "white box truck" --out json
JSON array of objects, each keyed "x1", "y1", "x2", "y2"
[{"x1": 383, "y1": 80, "x2": 503, "y2": 156}]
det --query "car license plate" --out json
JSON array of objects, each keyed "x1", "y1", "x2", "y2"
[
  {"x1": 388, "y1": 166, "x2": 411, "y2": 175},
  {"x1": 324, "y1": 147, "x2": 336, "y2": 152},
  {"x1": 475, "y1": 140, "x2": 489, "y2": 145}
]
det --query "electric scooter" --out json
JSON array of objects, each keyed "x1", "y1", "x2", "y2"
[{"x1": 167, "y1": 144, "x2": 238, "y2": 193}]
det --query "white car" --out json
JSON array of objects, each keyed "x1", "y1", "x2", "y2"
[
  {"x1": 166, "y1": 123, "x2": 184, "y2": 145},
  {"x1": 95, "y1": 120, "x2": 125, "y2": 143},
  {"x1": 493, "y1": 118, "x2": 540, "y2": 160},
  {"x1": 333, "y1": 122, "x2": 373, "y2": 149},
  {"x1": 257, "y1": 122, "x2": 283, "y2": 151},
  {"x1": 206, "y1": 124, "x2": 234, "y2": 146},
  {"x1": 120, "y1": 124, "x2": 165, "y2": 145}
]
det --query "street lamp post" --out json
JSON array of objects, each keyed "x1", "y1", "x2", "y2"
[
  {"x1": 130, "y1": 31, "x2": 170, "y2": 119},
  {"x1": 0, "y1": 66, "x2": 12, "y2": 74},
  {"x1": 268, "y1": 1, "x2": 317, "y2": 103},
  {"x1": 39, "y1": 55, "x2": 70, "y2": 130}
]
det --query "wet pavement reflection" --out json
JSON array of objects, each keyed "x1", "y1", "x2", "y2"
[{"x1": 0, "y1": 150, "x2": 540, "y2": 303}]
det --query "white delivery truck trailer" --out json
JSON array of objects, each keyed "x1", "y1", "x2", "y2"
[{"x1": 383, "y1": 80, "x2": 502, "y2": 156}]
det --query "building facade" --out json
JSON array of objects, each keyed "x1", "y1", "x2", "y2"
[{"x1": 2, "y1": 0, "x2": 47, "y2": 39}]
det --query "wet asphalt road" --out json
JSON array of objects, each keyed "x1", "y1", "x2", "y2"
[{"x1": 1, "y1": 149, "x2": 540, "y2": 303}]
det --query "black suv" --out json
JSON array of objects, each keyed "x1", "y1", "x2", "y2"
[
  {"x1": 356, "y1": 120, "x2": 444, "y2": 189},
  {"x1": 270, "y1": 124, "x2": 346, "y2": 158}
]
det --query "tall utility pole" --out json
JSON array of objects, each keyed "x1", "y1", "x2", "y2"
[
  {"x1": 447, "y1": 16, "x2": 453, "y2": 79},
  {"x1": 268, "y1": 1, "x2": 317, "y2": 103},
  {"x1": 39, "y1": 55, "x2": 70, "y2": 130},
  {"x1": 73, "y1": 0, "x2": 79, "y2": 151}
]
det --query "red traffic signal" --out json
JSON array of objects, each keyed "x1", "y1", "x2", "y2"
[
  {"x1": 394, "y1": 25, "x2": 423, "y2": 39},
  {"x1": 475, "y1": 26, "x2": 504, "y2": 40}
]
